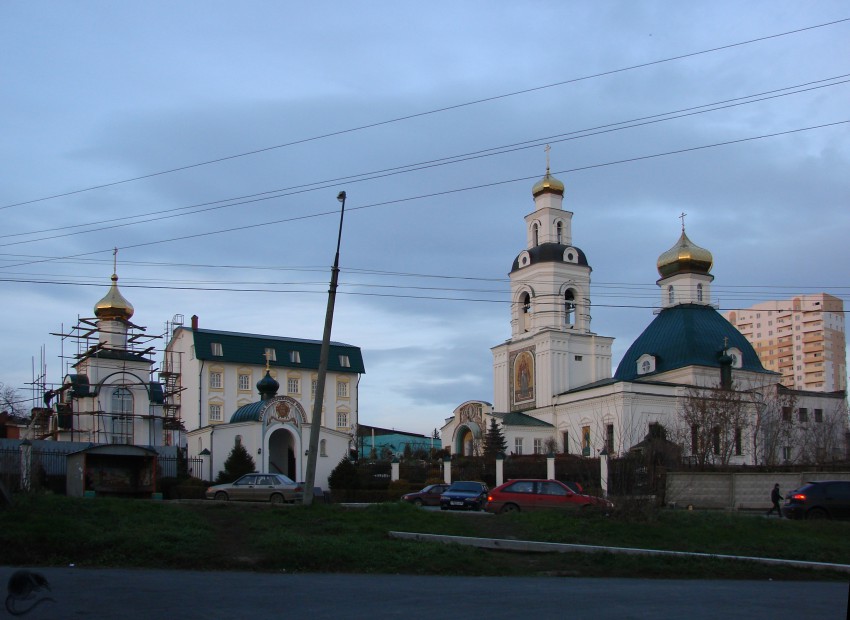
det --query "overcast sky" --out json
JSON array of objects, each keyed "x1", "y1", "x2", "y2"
[{"x1": 2, "y1": 2, "x2": 848, "y2": 435}]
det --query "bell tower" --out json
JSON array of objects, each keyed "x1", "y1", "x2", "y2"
[{"x1": 492, "y1": 154, "x2": 613, "y2": 415}]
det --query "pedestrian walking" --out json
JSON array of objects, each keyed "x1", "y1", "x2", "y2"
[{"x1": 766, "y1": 483, "x2": 783, "y2": 517}]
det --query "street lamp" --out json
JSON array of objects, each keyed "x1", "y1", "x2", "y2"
[{"x1": 303, "y1": 191, "x2": 347, "y2": 505}]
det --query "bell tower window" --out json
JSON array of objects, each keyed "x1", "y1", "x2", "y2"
[
  {"x1": 697, "y1": 283, "x2": 704, "y2": 302},
  {"x1": 668, "y1": 285, "x2": 675, "y2": 305},
  {"x1": 532, "y1": 223, "x2": 539, "y2": 247},
  {"x1": 564, "y1": 290, "x2": 575, "y2": 326},
  {"x1": 521, "y1": 293, "x2": 531, "y2": 332},
  {"x1": 556, "y1": 221, "x2": 563, "y2": 244}
]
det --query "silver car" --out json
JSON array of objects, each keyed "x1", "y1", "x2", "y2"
[{"x1": 206, "y1": 473, "x2": 303, "y2": 504}]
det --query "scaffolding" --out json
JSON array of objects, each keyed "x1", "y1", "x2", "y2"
[{"x1": 44, "y1": 313, "x2": 185, "y2": 446}]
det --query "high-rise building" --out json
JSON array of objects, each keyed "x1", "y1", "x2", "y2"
[{"x1": 724, "y1": 294, "x2": 847, "y2": 393}]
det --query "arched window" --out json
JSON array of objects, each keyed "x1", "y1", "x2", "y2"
[
  {"x1": 521, "y1": 293, "x2": 531, "y2": 331},
  {"x1": 697, "y1": 283, "x2": 704, "y2": 302},
  {"x1": 668, "y1": 285, "x2": 675, "y2": 305},
  {"x1": 320, "y1": 439, "x2": 327, "y2": 457},
  {"x1": 564, "y1": 290, "x2": 575, "y2": 326},
  {"x1": 641, "y1": 360, "x2": 651, "y2": 373},
  {"x1": 532, "y1": 223, "x2": 539, "y2": 247},
  {"x1": 556, "y1": 221, "x2": 563, "y2": 244},
  {"x1": 110, "y1": 387, "x2": 132, "y2": 444}
]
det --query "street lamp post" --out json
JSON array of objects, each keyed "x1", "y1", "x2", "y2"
[{"x1": 303, "y1": 191, "x2": 346, "y2": 506}]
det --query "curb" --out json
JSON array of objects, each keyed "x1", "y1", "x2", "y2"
[{"x1": 388, "y1": 531, "x2": 850, "y2": 574}]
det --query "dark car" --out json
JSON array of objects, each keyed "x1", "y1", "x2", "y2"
[
  {"x1": 205, "y1": 473, "x2": 303, "y2": 504},
  {"x1": 402, "y1": 483, "x2": 450, "y2": 507},
  {"x1": 439, "y1": 481, "x2": 489, "y2": 511},
  {"x1": 484, "y1": 478, "x2": 613, "y2": 514},
  {"x1": 782, "y1": 480, "x2": 850, "y2": 520}
]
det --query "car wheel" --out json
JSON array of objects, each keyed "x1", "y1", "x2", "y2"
[
  {"x1": 270, "y1": 493, "x2": 284, "y2": 505},
  {"x1": 214, "y1": 492, "x2": 228, "y2": 501},
  {"x1": 500, "y1": 503, "x2": 520, "y2": 514},
  {"x1": 806, "y1": 507, "x2": 829, "y2": 520},
  {"x1": 413, "y1": 498, "x2": 423, "y2": 507}
]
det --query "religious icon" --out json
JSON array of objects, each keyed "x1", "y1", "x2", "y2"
[{"x1": 513, "y1": 351, "x2": 534, "y2": 404}]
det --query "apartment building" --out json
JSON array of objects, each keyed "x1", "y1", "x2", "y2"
[{"x1": 725, "y1": 293, "x2": 847, "y2": 392}]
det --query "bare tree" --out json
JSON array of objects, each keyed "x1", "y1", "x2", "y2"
[
  {"x1": 0, "y1": 382, "x2": 26, "y2": 418},
  {"x1": 801, "y1": 400, "x2": 849, "y2": 464},
  {"x1": 748, "y1": 383, "x2": 797, "y2": 466},
  {"x1": 676, "y1": 382, "x2": 751, "y2": 467}
]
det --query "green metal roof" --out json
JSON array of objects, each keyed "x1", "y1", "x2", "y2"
[
  {"x1": 186, "y1": 327, "x2": 365, "y2": 374},
  {"x1": 230, "y1": 401, "x2": 266, "y2": 424},
  {"x1": 614, "y1": 304, "x2": 768, "y2": 381},
  {"x1": 498, "y1": 411, "x2": 554, "y2": 427}
]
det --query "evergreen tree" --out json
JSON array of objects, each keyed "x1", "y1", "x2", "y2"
[
  {"x1": 215, "y1": 442, "x2": 256, "y2": 484},
  {"x1": 483, "y1": 418, "x2": 507, "y2": 460}
]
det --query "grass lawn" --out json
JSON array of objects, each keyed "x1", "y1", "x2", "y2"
[{"x1": 1, "y1": 494, "x2": 848, "y2": 580}]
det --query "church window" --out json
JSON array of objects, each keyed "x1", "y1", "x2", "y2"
[
  {"x1": 312, "y1": 379, "x2": 318, "y2": 398},
  {"x1": 211, "y1": 342, "x2": 223, "y2": 356},
  {"x1": 339, "y1": 355, "x2": 351, "y2": 368},
  {"x1": 814, "y1": 408, "x2": 823, "y2": 422},
  {"x1": 668, "y1": 285, "x2": 675, "y2": 305},
  {"x1": 798, "y1": 408, "x2": 808, "y2": 423},
  {"x1": 641, "y1": 360, "x2": 651, "y2": 373},
  {"x1": 521, "y1": 293, "x2": 531, "y2": 332},
  {"x1": 532, "y1": 223, "x2": 539, "y2": 247},
  {"x1": 606, "y1": 424, "x2": 614, "y2": 454},
  {"x1": 564, "y1": 290, "x2": 575, "y2": 326},
  {"x1": 734, "y1": 428, "x2": 742, "y2": 456},
  {"x1": 533, "y1": 438, "x2": 542, "y2": 454},
  {"x1": 209, "y1": 372, "x2": 222, "y2": 390},
  {"x1": 238, "y1": 373, "x2": 251, "y2": 391},
  {"x1": 337, "y1": 381, "x2": 349, "y2": 398},
  {"x1": 287, "y1": 378, "x2": 300, "y2": 394},
  {"x1": 556, "y1": 221, "x2": 563, "y2": 244},
  {"x1": 562, "y1": 431, "x2": 569, "y2": 454},
  {"x1": 782, "y1": 446, "x2": 792, "y2": 461},
  {"x1": 235, "y1": 435, "x2": 242, "y2": 446},
  {"x1": 697, "y1": 283, "x2": 703, "y2": 302},
  {"x1": 575, "y1": 355, "x2": 583, "y2": 361},
  {"x1": 690, "y1": 425, "x2": 699, "y2": 454},
  {"x1": 289, "y1": 350, "x2": 301, "y2": 363},
  {"x1": 712, "y1": 426, "x2": 721, "y2": 455},
  {"x1": 110, "y1": 387, "x2": 133, "y2": 444},
  {"x1": 320, "y1": 439, "x2": 327, "y2": 457},
  {"x1": 209, "y1": 404, "x2": 222, "y2": 422},
  {"x1": 336, "y1": 411, "x2": 349, "y2": 428},
  {"x1": 264, "y1": 347, "x2": 277, "y2": 361},
  {"x1": 514, "y1": 437, "x2": 523, "y2": 455}
]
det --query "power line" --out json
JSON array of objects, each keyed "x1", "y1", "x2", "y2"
[
  {"x1": 5, "y1": 74, "x2": 847, "y2": 245},
  {"x1": 2, "y1": 118, "x2": 847, "y2": 270},
  {"x1": 3, "y1": 17, "x2": 847, "y2": 212}
]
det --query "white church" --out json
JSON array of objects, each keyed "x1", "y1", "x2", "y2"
[{"x1": 441, "y1": 166, "x2": 848, "y2": 464}]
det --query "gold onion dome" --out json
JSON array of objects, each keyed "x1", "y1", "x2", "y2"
[
  {"x1": 532, "y1": 170, "x2": 565, "y2": 197},
  {"x1": 657, "y1": 230, "x2": 713, "y2": 278},
  {"x1": 94, "y1": 274, "x2": 135, "y2": 320}
]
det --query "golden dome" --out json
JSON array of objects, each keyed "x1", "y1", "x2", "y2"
[
  {"x1": 94, "y1": 274, "x2": 134, "y2": 321},
  {"x1": 657, "y1": 230, "x2": 713, "y2": 278},
  {"x1": 532, "y1": 170, "x2": 565, "y2": 197}
]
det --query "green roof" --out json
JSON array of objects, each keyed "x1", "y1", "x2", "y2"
[
  {"x1": 498, "y1": 411, "x2": 554, "y2": 428},
  {"x1": 230, "y1": 401, "x2": 266, "y2": 424},
  {"x1": 614, "y1": 304, "x2": 768, "y2": 381},
  {"x1": 185, "y1": 327, "x2": 365, "y2": 374}
]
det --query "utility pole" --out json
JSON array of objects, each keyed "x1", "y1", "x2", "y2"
[{"x1": 303, "y1": 190, "x2": 346, "y2": 505}]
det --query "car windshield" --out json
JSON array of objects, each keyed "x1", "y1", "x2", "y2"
[
  {"x1": 450, "y1": 482, "x2": 481, "y2": 492},
  {"x1": 272, "y1": 474, "x2": 295, "y2": 485}
]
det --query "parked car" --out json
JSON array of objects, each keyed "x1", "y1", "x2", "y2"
[
  {"x1": 439, "y1": 481, "x2": 489, "y2": 511},
  {"x1": 206, "y1": 473, "x2": 303, "y2": 504},
  {"x1": 484, "y1": 478, "x2": 613, "y2": 514},
  {"x1": 402, "y1": 483, "x2": 450, "y2": 507},
  {"x1": 782, "y1": 480, "x2": 850, "y2": 520}
]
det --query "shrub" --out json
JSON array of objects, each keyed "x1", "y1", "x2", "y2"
[{"x1": 328, "y1": 458, "x2": 359, "y2": 490}]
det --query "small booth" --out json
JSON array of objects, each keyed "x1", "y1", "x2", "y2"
[{"x1": 66, "y1": 444, "x2": 159, "y2": 498}]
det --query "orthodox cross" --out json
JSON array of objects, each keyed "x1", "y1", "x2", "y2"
[
  {"x1": 262, "y1": 349, "x2": 272, "y2": 371},
  {"x1": 112, "y1": 247, "x2": 118, "y2": 274},
  {"x1": 679, "y1": 212, "x2": 687, "y2": 232},
  {"x1": 544, "y1": 144, "x2": 551, "y2": 173}
]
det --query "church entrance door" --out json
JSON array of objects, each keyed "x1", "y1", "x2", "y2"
[{"x1": 268, "y1": 428, "x2": 298, "y2": 480}]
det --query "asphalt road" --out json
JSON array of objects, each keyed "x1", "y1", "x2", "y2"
[{"x1": 2, "y1": 567, "x2": 847, "y2": 619}]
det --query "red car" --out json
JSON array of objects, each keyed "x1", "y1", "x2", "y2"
[{"x1": 485, "y1": 478, "x2": 613, "y2": 514}]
